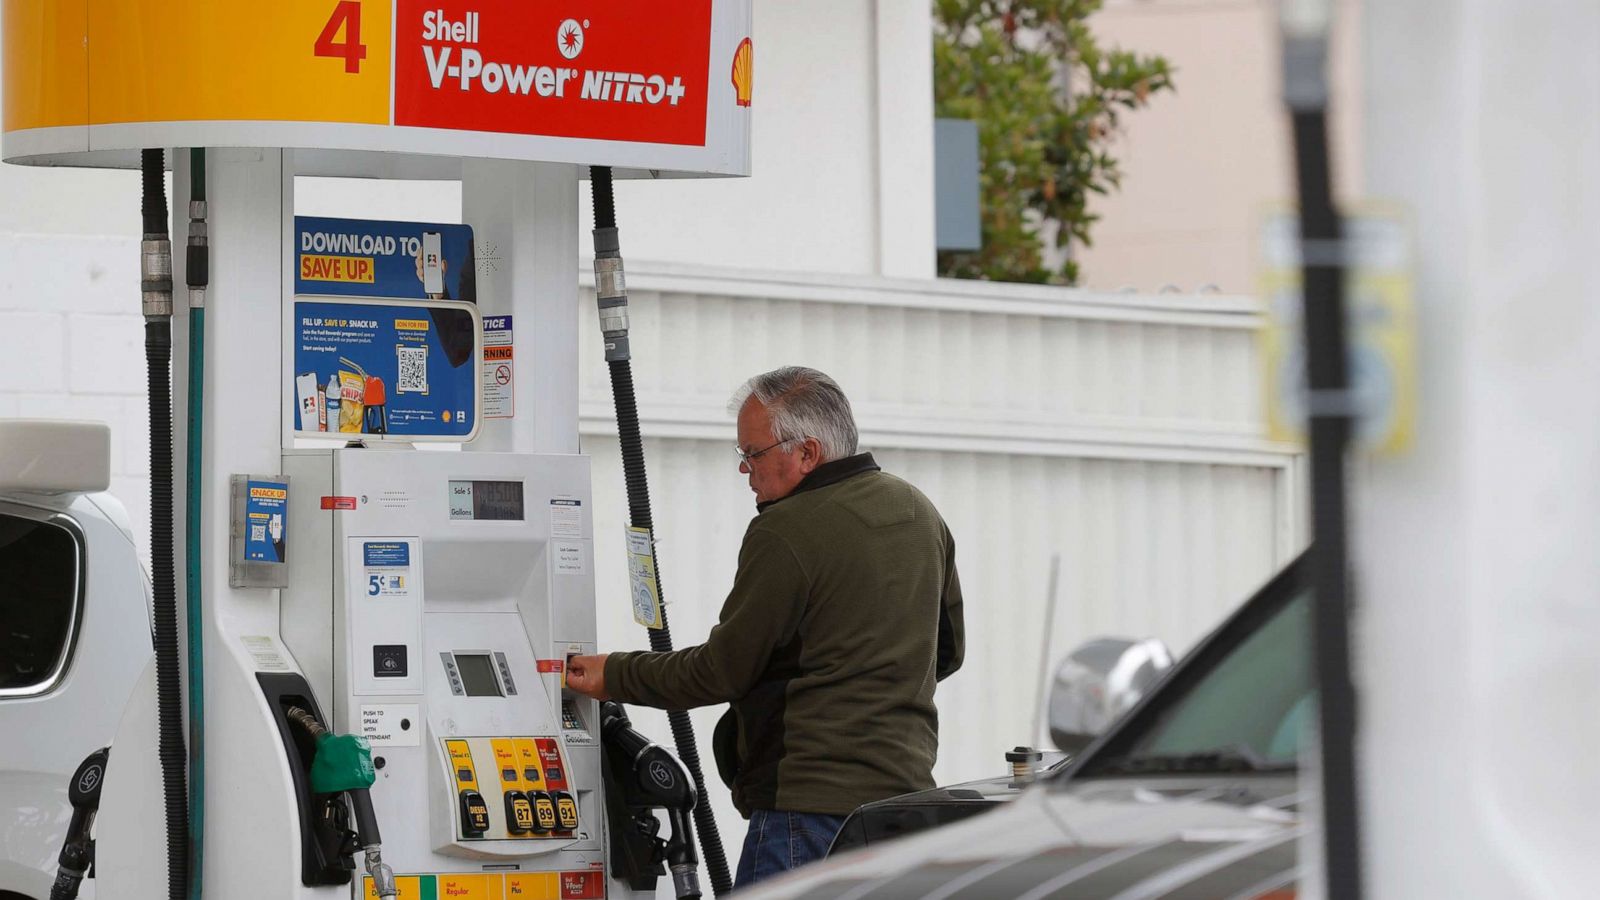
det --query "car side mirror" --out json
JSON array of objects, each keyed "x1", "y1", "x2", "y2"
[
  {"x1": 0, "y1": 419, "x2": 111, "y2": 495},
  {"x1": 1047, "y1": 637, "x2": 1174, "y2": 753}
]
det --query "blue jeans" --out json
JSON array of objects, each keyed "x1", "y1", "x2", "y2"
[{"x1": 735, "y1": 809, "x2": 848, "y2": 890}]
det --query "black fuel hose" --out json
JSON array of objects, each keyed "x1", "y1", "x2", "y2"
[
  {"x1": 143, "y1": 147, "x2": 188, "y2": 900},
  {"x1": 590, "y1": 166, "x2": 733, "y2": 897}
]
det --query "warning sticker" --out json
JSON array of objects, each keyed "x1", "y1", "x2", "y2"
[
  {"x1": 550, "y1": 498, "x2": 582, "y2": 538},
  {"x1": 626, "y1": 527, "x2": 663, "y2": 629},
  {"x1": 483, "y1": 316, "x2": 513, "y2": 419},
  {"x1": 241, "y1": 635, "x2": 293, "y2": 672}
]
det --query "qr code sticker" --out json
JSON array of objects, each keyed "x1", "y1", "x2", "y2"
[
  {"x1": 397, "y1": 347, "x2": 428, "y2": 394},
  {"x1": 250, "y1": 524, "x2": 266, "y2": 543}
]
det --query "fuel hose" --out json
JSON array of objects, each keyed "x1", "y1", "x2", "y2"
[
  {"x1": 141, "y1": 146, "x2": 189, "y2": 900},
  {"x1": 184, "y1": 147, "x2": 209, "y2": 900},
  {"x1": 589, "y1": 166, "x2": 733, "y2": 897}
]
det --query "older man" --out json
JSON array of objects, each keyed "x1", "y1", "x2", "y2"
[{"x1": 566, "y1": 366, "x2": 964, "y2": 887}]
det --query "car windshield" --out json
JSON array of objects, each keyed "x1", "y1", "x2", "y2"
[{"x1": 1079, "y1": 586, "x2": 1313, "y2": 775}]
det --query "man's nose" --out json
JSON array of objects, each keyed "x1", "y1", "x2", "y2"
[{"x1": 739, "y1": 459, "x2": 751, "y2": 474}]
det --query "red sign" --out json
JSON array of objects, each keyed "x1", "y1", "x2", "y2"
[
  {"x1": 320, "y1": 496, "x2": 358, "y2": 510},
  {"x1": 559, "y1": 871, "x2": 604, "y2": 899},
  {"x1": 536, "y1": 659, "x2": 564, "y2": 674},
  {"x1": 535, "y1": 738, "x2": 568, "y2": 789},
  {"x1": 395, "y1": 1, "x2": 713, "y2": 146}
]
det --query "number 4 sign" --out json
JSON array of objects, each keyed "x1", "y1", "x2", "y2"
[{"x1": 315, "y1": 1, "x2": 368, "y2": 73}]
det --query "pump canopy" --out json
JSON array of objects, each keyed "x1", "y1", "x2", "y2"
[{"x1": 1, "y1": 0, "x2": 752, "y2": 178}]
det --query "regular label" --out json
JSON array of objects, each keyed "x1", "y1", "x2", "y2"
[{"x1": 360, "y1": 704, "x2": 421, "y2": 747}]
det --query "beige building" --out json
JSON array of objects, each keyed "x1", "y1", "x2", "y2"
[{"x1": 1075, "y1": 0, "x2": 1365, "y2": 293}]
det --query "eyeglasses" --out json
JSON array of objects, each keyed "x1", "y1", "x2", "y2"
[{"x1": 734, "y1": 438, "x2": 795, "y2": 465}]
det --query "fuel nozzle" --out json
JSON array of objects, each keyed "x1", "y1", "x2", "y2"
[
  {"x1": 49, "y1": 748, "x2": 109, "y2": 900},
  {"x1": 287, "y1": 707, "x2": 396, "y2": 899},
  {"x1": 601, "y1": 701, "x2": 701, "y2": 899}
]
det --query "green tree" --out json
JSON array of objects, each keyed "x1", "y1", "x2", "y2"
[{"x1": 935, "y1": 0, "x2": 1174, "y2": 284}]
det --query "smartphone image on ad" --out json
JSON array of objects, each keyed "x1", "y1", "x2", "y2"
[
  {"x1": 422, "y1": 231, "x2": 444, "y2": 296},
  {"x1": 295, "y1": 373, "x2": 320, "y2": 432}
]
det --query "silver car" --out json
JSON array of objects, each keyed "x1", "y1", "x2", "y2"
[{"x1": 747, "y1": 554, "x2": 1312, "y2": 899}]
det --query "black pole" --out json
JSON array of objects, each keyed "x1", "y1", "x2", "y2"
[
  {"x1": 1284, "y1": 11, "x2": 1363, "y2": 897},
  {"x1": 589, "y1": 166, "x2": 734, "y2": 897}
]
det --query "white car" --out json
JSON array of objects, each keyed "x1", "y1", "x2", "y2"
[{"x1": 0, "y1": 422, "x2": 152, "y2": 900}]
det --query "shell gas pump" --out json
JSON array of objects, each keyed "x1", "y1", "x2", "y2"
[{"x1": 2, "y1": 3, "x2": 751, "y2": 898}]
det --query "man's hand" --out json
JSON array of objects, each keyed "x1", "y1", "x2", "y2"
[{"x1": 565, "y1": 654, "x2": 611, "y2": 701}]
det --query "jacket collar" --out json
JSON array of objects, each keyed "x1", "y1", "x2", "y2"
[{"x1": 757, "y1": 452, "x2": 880, "y2": 513}]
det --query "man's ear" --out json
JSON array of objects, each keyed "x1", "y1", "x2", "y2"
[{"x1": 799, "y1": 437, "x2": 825, "y2": 473}]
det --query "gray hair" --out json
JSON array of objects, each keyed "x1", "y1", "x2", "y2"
[{"x1": 729, "y1": 367, "x2": 859, "y2": 461}]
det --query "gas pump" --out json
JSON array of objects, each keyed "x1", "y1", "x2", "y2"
[{"x1": 2, "y1": 3, "x2": 752, "y2": 898}]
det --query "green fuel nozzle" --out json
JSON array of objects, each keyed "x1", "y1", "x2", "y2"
[{"x1": 286, "y1": 708, "x2": 396, "y2": 899}]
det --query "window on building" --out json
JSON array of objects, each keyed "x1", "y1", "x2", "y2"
[{"x1": 0, "y1": 511, "x2": 80, "y2": 693}]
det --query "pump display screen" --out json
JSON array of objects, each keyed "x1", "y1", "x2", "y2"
[
  {"x1": 448, "y1": 480, "x2": 524, "y2": 521},
  {"x1": 454, "y1": 653, "x2": 502, "y2": 697}
]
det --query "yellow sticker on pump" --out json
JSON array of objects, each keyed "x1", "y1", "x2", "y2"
[
  {"x1": 513, "y1": 738, "x2": 546, "y2": 790},
  {"x1": 490, "y1": 739, "x2": 522, "y2": 790},
  {"x1": 446, "y1": 739, "x2": 479, "y2": 791},
  {"x1": 364, "y1": 875, "x2": 426, "y2": 900}
]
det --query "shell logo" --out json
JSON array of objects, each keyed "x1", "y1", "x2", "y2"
[
  {"x1": 731, "y1": 38, "x2": 753, "y2": 107},
  {"x1": 558, "y1": 19, "x2": 586, "y2": 60}
]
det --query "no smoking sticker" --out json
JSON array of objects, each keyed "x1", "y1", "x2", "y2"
[{"x1": 483, "y1": 316, "x2": 513, "y2": 418}]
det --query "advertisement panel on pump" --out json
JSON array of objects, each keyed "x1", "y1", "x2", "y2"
[{"x1": 293, "y1": 216, "x2": 483, "y2": 442}]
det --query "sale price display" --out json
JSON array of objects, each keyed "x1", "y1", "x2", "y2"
[{"x1": 395, "y1": 1, "x2": 713, "y2": 146}]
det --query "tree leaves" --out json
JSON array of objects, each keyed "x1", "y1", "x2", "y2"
[{"x1": 935, "y1": 0, "x2": 1175, "y2": 284}]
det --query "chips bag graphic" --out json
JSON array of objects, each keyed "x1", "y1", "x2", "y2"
[{"x1": 337, "y1": 356, "x2": 369, "y2": 433}]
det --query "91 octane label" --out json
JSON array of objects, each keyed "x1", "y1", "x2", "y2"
[{"x1": 395, "y1": 1, "x2": 712, "y2": 145}]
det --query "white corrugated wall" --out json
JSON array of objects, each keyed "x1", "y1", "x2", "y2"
[{"x1": 574, "y1": 264, "x2": 1305, "y2": 851}]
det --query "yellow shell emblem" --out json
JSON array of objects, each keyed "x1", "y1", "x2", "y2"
[{"x1": 731, "y1": 38, "x2": 753, "y2": 107}]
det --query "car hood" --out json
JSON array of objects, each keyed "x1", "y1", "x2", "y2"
[{"x1": 744, "y1": 774, "x2": 1303, "y2": 899}]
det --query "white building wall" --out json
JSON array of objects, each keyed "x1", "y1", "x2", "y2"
[
  {"x1": 578, "y1": 0, "x2": 936, "y2": 279},
  {"x1": 1075, "y1": 0, "x2": 1365, "y2": 293}
]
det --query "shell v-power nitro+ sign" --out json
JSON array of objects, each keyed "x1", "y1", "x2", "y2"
[{"x1": 2, "y1": 0, "x2": 753, "y2": 175}]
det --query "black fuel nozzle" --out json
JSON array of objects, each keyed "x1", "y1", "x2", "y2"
[
  {"x1": 50, "y1": 748, "x2": 109, "y2": 900},
  {"x1": 600, "y1": 702, "x2": 701, "y2": 898}
]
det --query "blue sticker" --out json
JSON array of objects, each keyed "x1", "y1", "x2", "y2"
[
  {"x1": 363, "y1": 542, "x2": 411, "y2": 567},
  {"x1": 296, "y1": 217, "x2": 476, "y2": 302},
  {"x1": 245, "y1": 480, "x2": 289, "y2": 564},
  {"x1": 294, "y1": 299, "x2": 478, "y2": 439}
]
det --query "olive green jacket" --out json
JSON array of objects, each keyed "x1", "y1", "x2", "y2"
[{"x1": 605, "y1": 453, "x2": 965, "y2": 816}]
